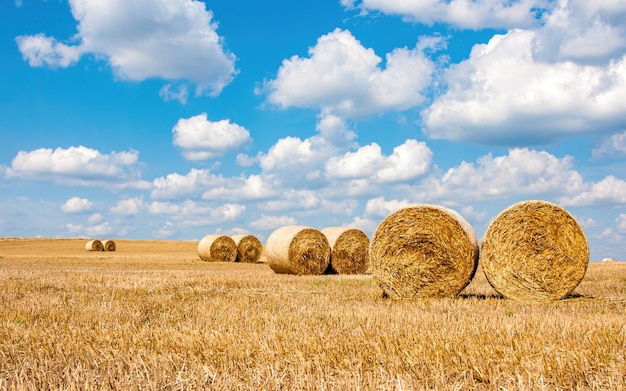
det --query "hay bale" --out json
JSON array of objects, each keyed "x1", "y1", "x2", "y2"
[
  {"x1": 321, "y1": 227, "x2": 370, "y2": 274},
  {"x1": 370, "y1": 204, "x2": 479, "y2": 298},
  {"x1": 197, "y1": 235, "x2": 237, "y2": 262},
  {"x1": 602, "y1": 258, "x2": 616, "y2": 263},
  {"x1": 480, "y1": 200, "x2": 589, "y2": 301},
  {"x1": 265, "y1": 226, "x2": 330, "y2": 275},
  {"x1": 231, "y1": 234, "x2": 263, "y2": 263},
  {"x1": 102, "y1": 240, "x2": 116, "y2": 251},
  {"x1": 85, "y1": 239, "x2": 104, "y2": 252}
]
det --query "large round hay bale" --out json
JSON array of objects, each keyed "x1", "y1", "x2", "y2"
[
  {"x1": 231, "y1": 234, "x2": 263, "y2": 263},
  {"x1": 370, "y1": 205, "x2": 479, "y2": 298},
  {"x1": 321, "y1": 227, "x2": 370, "y2": 274},
  {"x1": 197, "y1": 235, "x2": 237, "y2": 262},
  {"x1": 102, "y1": 240, "x2": 116, "y2": 251},
  {"x1": 265, "y1": 226, "x2": 330, "y2": 275},
  {"x1": 85, "y1": 239, "x2": 104, "y2": 252},
  {"x1": 480, "y1": 200, "x2": 589, "y2": 301}
]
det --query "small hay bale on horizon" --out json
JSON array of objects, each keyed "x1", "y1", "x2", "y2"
[
  {"x1": 231, "y1": 234, "x2": 263, "y2": 263},
  {"x1": 370, "y1": 204, "x2": 479, "y2": 299},
  {"x1": 85, "y1": 239, "x2": 104, "y2": 252},
  {"x1": 321, "y1": 227, "x2": 370, "y2": 274},
  {"x1": 197, "y1": 235, "x2": 238, "y2": 262},
  {"x1": 480, "y1": 200, "x2": 589, "y2": 301},
  {"x1": 265, "y1": 226, "x2": 330, "y2": 275},
  {"x1": 102, "y1": 240, "x2": 116, "y2": 251}
]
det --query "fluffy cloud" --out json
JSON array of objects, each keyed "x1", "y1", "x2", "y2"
[
  {"x1": 559, "y1": 176, "x2": 626, "y2": 206},
  {"x1": 111, "y1": 197, "x2": 145, "y2": 215},
  {"x1": 172, "y1": 113, "x2": 251, "y2": 160},
  {"x1": 5, "y1": 146, "x2": 149, "y2": 188},
  {"x1": 363, "y1": 196, "x2": 412, "y2": 218},
  {"x1": 66, "y1": 222, "x2": 114, "y2": 237},
  {"x1": 616, "y1": 214, "x2": 626, "y2": 232},
  {"x1": 261, "y1": 28, "x2": 435, "y2": 118},
  {"x1": 151, "y1": 168, "x2": 219, "y2": 201},
  {"x1": 422, "y1": 29, "x2": 626, "y2": 145},
  {"x1": 16, "y1": 0, "x2": 236, "y2": 98},
  {"x1": 202, "y1": 175, "x2": 275, "y2": 201},
  {"x1": 342, "y1": 0, "x2": 548, "y2": 29},
  {"x1": 61, "y1": 196, "x2": 95, "y2": 214},
  {"x1": 416, "y1": 148, "x2": 584, "y2": 204},
  {"x1": 326, "y1": 139, "x2": 432, "y2": 183}
]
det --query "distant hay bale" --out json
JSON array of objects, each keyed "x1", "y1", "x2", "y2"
[
  {"x1": 197, "y1": 235, "x2": 237, "y2": 262},
  {"x1": 85, "y1": 239, "x2": 104, "y2": 252},
  {"x1": 265, "y1": 226, "x2": 330, "y2": 275},
  {"x1": 231, "y1": 234, "x2": 263, "y2": 263},
  {"x1": 370, "y1": 205, "x2": 479, "y2": 298},
  {"x1": 480, "y1": 200, "x2": 589, "y2": 301},
  {"x1": 602, "y1": 258, "x2": 617, "y2": 263},
  {"x1": 321, "y1": 227, "x2": 370, "y2": 274},
  {"x1": 102, "y1": 240, "x2": 116, "y2": 251}
]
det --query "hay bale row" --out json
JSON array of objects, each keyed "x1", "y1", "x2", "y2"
[
  {"x1": 370, "y1": 204, "x2": 479, "y2": 299},
  {"x1": 321, "y1": 227, "x2": 370, "y2": 275},
  {"x1": 85, "y1": 239, "x2": 116, "y2": 252},
  {"x1": 266, "y1": 226, "x2": 330, "y2": 275},
  {"x1": 369, "y1": 200, "x2": 589, "y2": 301}
]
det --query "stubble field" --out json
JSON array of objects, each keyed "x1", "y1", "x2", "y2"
[{"x1": 1, "y1": 238, "x2": 625, "y2": 390}]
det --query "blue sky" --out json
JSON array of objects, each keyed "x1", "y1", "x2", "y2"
[{"x1": 2, "y1": 0, "x2": 626, "y2": 260}]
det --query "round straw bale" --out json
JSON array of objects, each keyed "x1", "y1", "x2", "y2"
[
  {"x1": 370, "y1": 204, "x2": 479, "y2": 298},
  {"x1": 85, "y1": 239, "x2": 104, "y2": 252},
  {"x1": 480, "y1": 200, "x2": 589, "y2": 301},
  {"x1": 321, "y1": 227, "x2": 370, "y2": 274},
  {"x1": 197, "y1": 235, "x2": 237, "y2": 262},
  {"x1": 102, "y1": 239, "x2": 116, "y2": 251},
  {"x1": 231, "y1": 234, "x2": 263, "y2": 263},
  {"x1": 265, "y1": 226, "x2": 330, "y2": 275}
]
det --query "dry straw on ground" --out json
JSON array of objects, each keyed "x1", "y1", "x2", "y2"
[
  {"x1": 102, "y1": 240, "x2": 116, "y2": 251},
  {"x1": 321, "y1": 227, "x2": 370, "y2": 274},
  {"x1": 85, "y1": 239, "x2": 104, "y2": 252},
  {"x1": 480, "y1": 200, "x2": 589, "y2": 301},
  {"x1": 265, "y1": 226, "x2": 330, "y2": 275},
  {"x1": 197, "y1": 235, "x2": 238, "y2": 262},
  {"x1": 370, "y1": 204, "x2": 479, "y2": 298},
  {"x1": 231, "y1": 234, "x2": 263, "y2": 263}
]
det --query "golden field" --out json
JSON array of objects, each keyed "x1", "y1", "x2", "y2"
[{"x1": 1, "y1": 238, "x2": 625, "y2": 390}]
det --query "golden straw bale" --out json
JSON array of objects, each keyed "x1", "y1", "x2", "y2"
[
  {"x1": 231, "y1": 234, "x2": 263, "y2": 263},
  {"x1": 265, "y1": 226, "x2": 330, "y2": 275},
  {"x1": 85, "y1": 239, "x2": 104, "y2": 252},
  {"x1": 321, "y1": 227, "x2": 370, "y2": 274},
  {"x1": 480, "y1": 200, "x2": 589, "y2": 301},
  {"x1": 102, "y1": 240, "x2": 116, "y2": 251},
  {"x1": 197, "y1": 235, "x2": 237, "y2": 262},
  {"x1": 370, "y1": 204, "x2": 479, "y2": 298}
]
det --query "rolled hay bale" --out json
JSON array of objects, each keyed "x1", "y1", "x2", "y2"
[
  {"x1": 197, "y1": 235, "x2": 237, "y2": 262},
  {"x1": 85, "y1": 239, "x2": 104, "y2": 252},
  {"x1": 321, "y1": 227, "x2": 370, "y2": 274},
  {"x1": 480, "y1": 200, "x2": 589, "y2": 301},
  {"x1": 102, "y1": 239, "x2": 116, "y2": 251},
  {"x1": 370, "y1": 205, "x2": 479, "y2": 298},
  {"x1": 231, "y1": 234, "x2": 263, "y2": 263},
  {"x1": 265, "y1": 226, "x2": 330, "y2": 275}
]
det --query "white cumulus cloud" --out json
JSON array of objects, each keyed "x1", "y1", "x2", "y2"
[
  {"x1": 5, "y1": 146, "x2": 148, "y2": 188},
  {"x1": 172, "y1": 113, "x2": 251, "y2": 160},
  {"x1": 61, "y1": 196, "x2": 95, "y2": 214},
  {"x1": 111, "y1": 197, "x2": 145, "y2": 215},
  {"x1": 326, "y1": 139, "x2": 432, "y2": 183},
  {"x1": 151, "y1": 168, "x2": 219, "y2": 201},
  {"x1": 16, "y1": 0, "x2": 237, "y2": 98},
  {"x1": 261, "y1": 28, "x2": 435, "y2": 118},
  {"x1": 559, "y1": 175, "x2": 626, "y2": 206}
]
